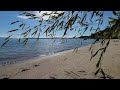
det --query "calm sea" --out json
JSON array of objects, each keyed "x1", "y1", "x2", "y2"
[{"x1": 0, "y1": 38, "x2": 95, "y2": 65}]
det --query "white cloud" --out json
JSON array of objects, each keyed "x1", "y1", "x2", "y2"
[
  {"x1": 35, "y1": 11, "x2": 52, "y2": 20},
  {"x1": 0, "y1": 34, "x2": 8, "y2": 38},
  {"x1": 17, "y1": 11, "x2": 64, "y2": 20},
  {"x1": 17, "y1": 15, "x2": 31, "y2": 19}
]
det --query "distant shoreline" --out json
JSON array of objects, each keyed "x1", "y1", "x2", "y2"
[{"x1": 0, "y1": 37, "x2": 89, "y2": 39}]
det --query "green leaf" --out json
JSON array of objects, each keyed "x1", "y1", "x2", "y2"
[
  {"x1": 94, "y1": 68, "x2": 100, "y2": 75},
  {"x1": 23, "y1": 34, "x2": 28, "y2": 38},
  {"x1": 100, "y1": 19, "x2": 103, "y2": 25},
  {"x1": 95, "y1": 19, "x2": 99, "y2": 22},
  {"x1": 34, "y1": 26, "x2": 38, "y2": 30},
  {"x1": 10, "y1": 21, "x2": 19, "y2": 25},
  {"x1": 22, "y1": 38, "x2": 28, "y2": 46},
  {"x1": 82, "y1": 26, "x2": 88, "y2": 35},
  {"x1": 8, "y1": 29, "x2": 18, "y2": 32},
  {"x1": 100, "y1": 69, "x2": 106, "y2": 79},
  {"x1": 109, "y1": 20, "x2": 117, "y2": 25},
  {"x1": 5, "y1": 35, "x2": 13, "y2": 40},
  {"x1": 1, "y1": 40, "x2": 9, "y2": 47},
  {"x1": 89, "y1": 38, "x2": 100, "y2": 51},
  {"x1": 72, "y1": 11, "x2": 74, "y2": 15},
  {"x1": 90, "y1": 11, "x2": 95, "y2": 20},
  {"x1": 90, "y1": 19, "x2": 93, "y2": 23},
  {"x1": 43, "y1": 27, "x2": 50, "y2": 36},
  {"x1": 20, "y1": 11, "x2": 27, "y2": 15},
  {"x1": 63, "y1": 28, "x2": 68, "y2": 36},
  {"x1": 21, "y1": 29, "x2": 31, "y2": 35},
  {"x1": 19, "y1": 24, "x2": 24, "y2": 28},
  {"x1": 72, "y1": 14, "x2": 78, "y2": 25},
  {"x1": 96, "y1": 11, "x2": 99, "y2": 16},
  {"x1": 90, "y1": 48, "x2": 104, "y2": 61},
  {"x1": 70, "y1": 28, "x2": 74, "y2": 31},
  {"x1": 81, "y1": 15, "x2": 86, "y2": 24},
  {"x1": 108, "y1": 17, "x2": 117, "y2": 21},
  {"x1": 58, "y1": 12, "x2": 64, "y2": 17},
  {"x1": 112, "y1": 11, "x2": 117, "y2": 16},
  {"x1": 96, "y1": 60, "x2": 100, "y2": 68},
  {"x1": 90, "y1": 26, "x2": 93, "y2": 32},
  {"x1": 31, "y1": 30, "x2": 38, "y2": 36},
  {"x1": 18, "y1": 38, "x2": 21, "y2": 43}
]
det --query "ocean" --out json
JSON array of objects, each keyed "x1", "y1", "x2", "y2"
[{"x1": 0, "y1": 38, "x2": 95, "y2": 65}]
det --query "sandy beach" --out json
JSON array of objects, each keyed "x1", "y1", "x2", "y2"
[{"x1": 0, "y1": 39, "x2": 120, "y2": 79}]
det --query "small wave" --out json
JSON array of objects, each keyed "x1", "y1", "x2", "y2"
[
  {"x1": 40, "y1": 55, "x2": 46, "y2": 57},
  {"x1": 0, "y1": 60, "x2": 18, "y2": 66},
  {"x1": 47, "y1": 52, "x2": 55, "y2": 55}
]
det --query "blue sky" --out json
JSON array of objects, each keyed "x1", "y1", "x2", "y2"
[{"x1": 0, "y1": 11, "x2": 117, "y2": 38}]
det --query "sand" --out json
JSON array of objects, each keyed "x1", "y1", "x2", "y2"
[{"x1": 0, "y1": 39, "x2": 120, "y2": 79}]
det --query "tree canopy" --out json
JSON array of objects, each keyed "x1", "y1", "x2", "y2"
[{"x1": 6, "y1": 11, "x2": 120, "y2": 39}]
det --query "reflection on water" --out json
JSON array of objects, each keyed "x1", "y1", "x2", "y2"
[{"x1": 0, "y1": 38, "x2": 95, "y2": 65}]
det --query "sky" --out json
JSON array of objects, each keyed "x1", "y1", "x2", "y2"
[{"x1": 0, "y1": 11, "x2": 117, "y2": 38}]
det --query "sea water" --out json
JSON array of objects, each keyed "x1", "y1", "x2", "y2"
[{"x1": 0, "y1": 38, "x2": 95, "y2": 65}]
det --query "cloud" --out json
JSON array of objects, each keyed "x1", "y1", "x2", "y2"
[
  {"x1": 17, "y1": 15, "x2": 31, "y2": 19},
  {"x1": 35, "y1": 11, "x2": 52, "y2": 20},
  {"x1": 17, "y1": 11, "x2": 64, "y2": 20}
]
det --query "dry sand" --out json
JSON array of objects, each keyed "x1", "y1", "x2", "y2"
[{"x1": 0, "y1": 39, "x2": 120, "y2": 79}]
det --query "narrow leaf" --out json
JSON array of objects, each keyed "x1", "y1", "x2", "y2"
[
  {"x1": 90, "y1": 12, "x2": 95, "y2": 20},
  {"x1": 112, "y1": 11, "x2": 117, "y2": 16},
  {"x1": 94, "y1": 68, "x2": 100, "y2": 75},
  {"x1": 90, "y1": 48, "x2": 104, "y2": 61},
  {"x1": 100, "y1": 69, "x2": 106, "y2": 79},
  {"x1": 5, "y1": 35, "x2": 13, "y2": 40},
  {"x1": 8, "y1": 29, "x2": 18, "y2": 32},
  {"x1": 90, "y1": 26, "x2": 93, "y2": 32},
  {"x1": 63, "y1": 28, "x2": 68, "y2": 36},
  {"x1": 1, "y1": 40, "x2": 9, "y2": 47},
  {"x1": 19, "y1": 24, "x2": 24, "y2": 28},
  {"x1": 10, "y1": 21, "x2": 19, "y2": 25}
]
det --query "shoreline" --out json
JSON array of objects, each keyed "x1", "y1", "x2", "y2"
[
  {"x1": 0, "y1": 39, "x2": 120, "y2": 79},
  {"x1": 0, "y1": 44, "x2": 91, "y2": 66}
]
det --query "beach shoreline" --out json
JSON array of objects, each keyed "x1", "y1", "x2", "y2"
[
  {"x1": 0, "y1": 44, "x2": 91, "y2": 66},
  {"x1": 0, "y1": 39, "x2": 120, "y2": 79}
]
